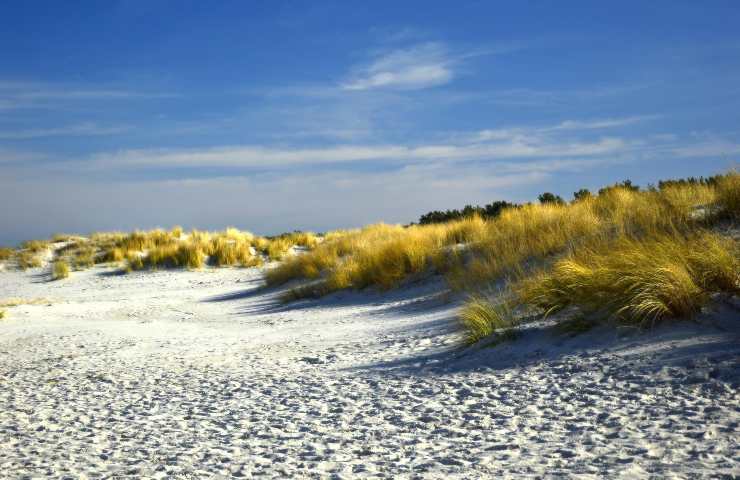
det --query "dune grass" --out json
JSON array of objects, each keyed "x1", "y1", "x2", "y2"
[
  {"x1": 18, "y1": 251, "x2": 43, "y2": 270},
  {"x1": 517, "y1": 231, "x2": 738, "y2": 328},
  {"x1": 32, "y1": 226, "x2": 280, "y2": 273},
  {"x1": 261, "y1": 171, "x2": 738, "y2": 343},
  {"x1": 266, "y1": 217, "x2": 485, "y2": 296},
  {"x1": 52, "y1": 260, "x2": 70, "y2": 280},
  {"x1": 0, "y1": 247, "x2": 14, "y2": 261},
  {"x1": 459, "y1": 295, "x2": 518, "y2": 344},
  {"x1": 0, "y1": 309, "x2": 5, "y2": 319}
]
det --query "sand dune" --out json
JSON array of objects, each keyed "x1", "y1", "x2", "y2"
[{"x1": 0, "y1": 264, "x2": 738, "y2": 478}]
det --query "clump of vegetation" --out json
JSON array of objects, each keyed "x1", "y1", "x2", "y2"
[
  {"x1": 133, "y1": 243, "x2": 206, "y2": 270},
  {"x1": 0, "y1": 247, "x2": 14, "y2": 261},
  {"x1": 518, "y1": 232, "x2": 738, "y2": 328},
  {"x1": 0, "y1": 309, "x2": 5, "y2": 319},
  {"x1": 715, "y1": 170, "x2": 740, "y2": 219},
  {"x1": 52, "y1": 260, "x2": 70, "y2": 280},
  {"x1": 18, "y1": 251, "x2": 43, "y2": 270},
  {"x1": 21, "y1": 240, "x2": 50, "y2": 253},
  {"x1": 459, "y1": 296, "x2": 517, "y2": 344},
  {"x1": 74, "y1": 245, "x2": 96, "y2": 269},
  {"x1": 209, "y1": 236, "x2": 260, "y2": 267},
  {"x1": 263, "y1": 171, "x2": 739, "y2": 345},
  {"x1": 419, "y1": 200, "x2": 516, "y2": 225},
  {"x1": 266, "y1": 217, "x2": 486, "y2": 295}
]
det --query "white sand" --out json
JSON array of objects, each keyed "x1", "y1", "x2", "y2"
[{"x1": 0, "y1": 263, "x2": 738, "y2": 478}]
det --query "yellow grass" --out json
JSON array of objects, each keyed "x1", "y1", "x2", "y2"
[
  {"x1": 517, "y1": 231, "x2": 738, "y2": 327},
  {"x1": 0, "y1": 247, "x2": 14, "y2": 261},
  {"x1": 715, "y1": 170, "x2": 740, "y2": 219},
  {"x1": 52, "y1": 260, "x2": 70, "y2": 280},
  {"x1": 459, "y1": 295, "x2": 517, "y2": 344},
  {"x1": 267, "y1": 217, "x2": 487, "y2": 295},
  {"x1": 18, "y1": 251, "x2": 43, "y2": 270}
]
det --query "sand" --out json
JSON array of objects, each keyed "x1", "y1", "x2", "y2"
[{"x1": 0, "y1": 263, "x2": 738, "y2": 478}]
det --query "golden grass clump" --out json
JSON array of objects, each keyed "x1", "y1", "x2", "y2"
[
  {"x1": 267, "y1": 220, "x2": 485, "y2": 295},
  {"x1": 0, "y1": 247, "x2": 14, "y2": 261},
  {"x1": 714, "y1": 170, "x2": 740, "y2": 219},
  {"x1": 209, "y1": 237, "x2": 258, "y2": 267},
  {"x1": 517, "y1": 231, "x2": 739, "y2": 328},
  {"x1": 459, "y1": 295, "x2": 517, "y2": 344},
  {"x1": 0, "y1": 309, "x2": 5, "y2": 319},
  {"x1": 133, "y1": 243, "x2": 205, "y2": 270},
  {"x1": 21, "y1": 240, "x2": 50, "y2": 253},
  {"x1": 52, "y1": 260, "x2": 70, "y2": 280},
  {"x1": 74, "y1": 245, "x2": 96, "y2": 269},
  {"x1": 100, "y1": 247, "x2": 125, "y2": 263},
  {"x1": 18, "y1": 251, "x2": 43, "y2": 270},
  {"x1": 266, "y1": 238, "x2": 293, "y2": 261}
]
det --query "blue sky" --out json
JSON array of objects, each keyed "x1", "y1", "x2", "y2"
[{"x1": 2, "y1": 1, "x2": 739, "y2": 245}]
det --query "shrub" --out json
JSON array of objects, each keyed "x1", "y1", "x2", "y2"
[
  {"x1": 419, "y1": 200, "x2": 516, "y2": 224},
  {"x1": 52, "y1": 260, "x2": 70, "y2": 280},
  {"x1": 538, "y1": 192, "x2": 565, "y2": 205},
  {"x1": 573, "y1": 189, "x2": 592, "y2": 201}
]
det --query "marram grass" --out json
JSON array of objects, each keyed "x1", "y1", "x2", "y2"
[
  {"x1": 517, "y1": 231, "x2": 739, "y2": 328},
  {"x1": 52, "y1": 260, "x2": 70, "y2": 280},
  {"x1": 459, "y1": 296, "x2": 518, "y2": 344}
]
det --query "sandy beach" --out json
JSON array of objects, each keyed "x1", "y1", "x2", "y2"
[{"x1": 1, "y1": 263, "x2": 738, "y2": 478}]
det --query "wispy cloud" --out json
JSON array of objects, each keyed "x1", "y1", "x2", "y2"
[
  {"x1": 470, "y1": 115, "x2": 657, "y2": 142},
  {"x1": 341, "y1": 42, "x2": 456, "y2": 91},
  {"x1": 82, "y1": 136, "x2": 628, "y2": 171},
  {"x1": 0, "y1": 122, "x2": 130, "y2": 140},
  {"x1": 0, "y1": 80, "x2": 176, "y2": 110},
  {"x1": 549, "y1": 115, "x2": 659, "y2": 131}
]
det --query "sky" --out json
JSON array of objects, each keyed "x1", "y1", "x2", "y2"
[{"x1": 2, "y1": 1, "x2": 740, "y2": 245}]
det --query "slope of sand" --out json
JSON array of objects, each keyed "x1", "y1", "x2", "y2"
[{"x1": 0, "y1": 264, "x2": 738, "y2": 478}]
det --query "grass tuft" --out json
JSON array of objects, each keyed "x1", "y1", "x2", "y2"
[
  {"x1": 0, "y1": 247, "x2": 14, "y2": 261},
  {"x1": 517, "y1": 232, "x2": 738, "y2": 327},
  {"x1": 52, "y1": 260, "x2": 70, "y2": 280},
  {"x1": 459, "y1": 296, "x2": 517, "y2": 345}
]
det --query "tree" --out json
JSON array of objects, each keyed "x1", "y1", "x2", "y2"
[
  {"x1": 573, "y1": 188, "x2": 592, "y2": 201},
  {"x1": 538, "y1": 192, "x2": 565, "y2": 205}
]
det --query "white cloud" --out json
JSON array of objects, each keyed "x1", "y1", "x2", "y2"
[
  {"x1": 83, "y1": 137, "x2": 628, "y2": 170},
  {"x1": 0, "y1": 80, "x2": 176, "y2": 110},
  {"x1": 341, "y1": 43, "x2": 455, "y2": 91},
  {"x1": 0, "y1": 122, "x2": 130, "y2": 140},
  {"x1": 549, "y1": 115, "x2": 658, "y2": 131}
]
